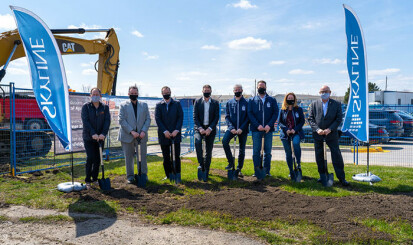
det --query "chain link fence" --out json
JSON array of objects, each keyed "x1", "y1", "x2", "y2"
[{"x1": 0, "y1": 83, "x2": 195, "y2": 176}]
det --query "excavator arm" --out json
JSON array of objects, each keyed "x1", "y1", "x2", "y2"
[{"x1": 0, "y1": 28, "x2": 119, "y2": 95}]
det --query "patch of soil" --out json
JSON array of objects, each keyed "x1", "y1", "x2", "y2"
[{"x1": 63, "y1": 170, "x2": 413, "y2": 243}]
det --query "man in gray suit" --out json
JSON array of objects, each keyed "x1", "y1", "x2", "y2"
[
  {"x1": 118, "y1": 85, "x2": 151, "y2": 183},
  {"x1": 308, "y1": 85, "x2": 349, "y2": 186}
]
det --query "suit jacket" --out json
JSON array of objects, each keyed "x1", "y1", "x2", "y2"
[
  {"x1": 155, "y1": 99, "x2": 184, "y2": 145},
  {"x1": 307, "y1": 99, "x2": 342, "y2": 140},
  {"x1": 118, "y1": 100, "x2": 151, "y2": 143},
  {"x1": 193, "y1": 97, "x2": 219, "y2": 132}
]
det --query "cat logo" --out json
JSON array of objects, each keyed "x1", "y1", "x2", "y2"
[{"x1": 62, "y1": 43, "x2": 75, "y2": 53}]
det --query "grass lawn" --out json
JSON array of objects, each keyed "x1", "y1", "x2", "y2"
[{"x1": 1, "y1": 156, "x2": 412, "y2": 244}]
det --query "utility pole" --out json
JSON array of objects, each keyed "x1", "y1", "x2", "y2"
[{"x1": 254, "y1": 79, "x2": 256, "y2": 96}]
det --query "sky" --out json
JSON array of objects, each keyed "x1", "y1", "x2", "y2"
[{"x1": 1, "y1": 0, "x2": 413, "y2": 97}]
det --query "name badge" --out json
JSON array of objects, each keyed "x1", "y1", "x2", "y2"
[
  {"x1": 242, "y1": 105, "x2": 246, "y2": 111},
  {"x1": 295, "y1": 112, "x2": 299, "y2": 118},
  {"x1": 267, "y1": 102, "x2": 271, "y2": 108}
]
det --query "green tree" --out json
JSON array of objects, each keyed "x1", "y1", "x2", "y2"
[{"x1": 343, "y1": 82, "x2": 381, "y2": 104}]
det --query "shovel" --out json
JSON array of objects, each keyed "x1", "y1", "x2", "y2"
[
  {"x1": 197, "y1": 135, "x2": 207, "y2": 182},
  {"x1": 254, "y1": 133, "x2": 266, "y2": 180},
  {"x1": 290, "y1": 136, "x2": 302, "y2": 183},
  {"x1": 134, "y1": 139, "x2": 148, "y2": 188},
  {"x1": 320, "y1": 136, "x2": 334, "y2": 187},
  {"x1": 98, "y1": 140, "x2": 111, "y2": 190},
  {"x1": 227, "y1": 135, "x2": 237, "y2": 180},
  {"x1": 169, "y1": 137, "x2": 181, "y2": 184}
]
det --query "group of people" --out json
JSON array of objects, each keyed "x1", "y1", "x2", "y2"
[{"x1": 81, "y1": 81, "x2": 349, "y2": 189}]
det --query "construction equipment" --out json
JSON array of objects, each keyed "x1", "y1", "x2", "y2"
[
  {"x1": 0, "y1": 28, "x2": 120, "y2": 167},
  {"x1": 0, "y1": 28, "x2": 120, "y2": 95}
]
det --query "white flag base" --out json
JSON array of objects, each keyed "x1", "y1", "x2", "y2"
[
  {"x1": 352, "y1": 172, "x2": 381, "y2": 183},
  {"x1": 57, "y1": 182, "x2": 86, "y2": 193}
]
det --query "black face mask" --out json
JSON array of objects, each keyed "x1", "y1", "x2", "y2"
[
  {"x1": 286, "y1": 99, "x2": 295, "y2": 105},
  {"x1": 258, "y1": 88, "x2": 266, "y2": 95},
  {"x1": 203, "y1": 92, "x2": 211, "y2": 98},
  {"x1": 234, "y1": 91, "x2": 242, "y2": 97},
  {"x1": 163, "y1": 94, "x2": 171, "y2": 100},
  {"x1": 129, "y1": 94, "x2": 138, "y2": 101}
]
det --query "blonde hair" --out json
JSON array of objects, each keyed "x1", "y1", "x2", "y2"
[{"x1": 281, "y1": 92, "x2": 298, "y2": 110}]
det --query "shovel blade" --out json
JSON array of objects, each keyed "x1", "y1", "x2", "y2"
[
  {"x1": 254, "y1": 166, "x2": 266, "y2": 180},
  {"x1": 135, "y1": 173, "x2": 148, "y2": 188},
  {"x1": 169, "y1": 173, "x2": 176, "y2": 183},
  {"x1": 197, "y1": 166, "x2": 207, "y2": 181},
  {"x1": 293, "y1": 169, "x2": 302, "y2": 183},
  {"x1": 98, "y1": 178, "x2": 111, "y2": 190},
  {"x1": 321, "y1": 173, "x2": 334, "y2": 187},
  {"x1": 175, "y1": 173, "x2": 181, "y2": 184},
  {"x1": 227, "y1": 169, "x2": 237, "y2": 181}
]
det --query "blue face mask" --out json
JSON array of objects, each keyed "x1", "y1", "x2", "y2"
[
  {"x1": 320, "y1": 93, "x2": 330, "y2": 100},
  {"x1": 91, "y1": 96, "x2": 100, "y2": 103}
]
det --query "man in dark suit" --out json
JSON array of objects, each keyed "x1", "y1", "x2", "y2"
[
  {"x1": 308, "y1": 85, "x2": 349, "y2": 186},
  {"x1": 193, "y1": 84, "x2": 220, "y2": 181},
  {"x1": 155, "y1": 86, "x2": 183, "y2": 180}
]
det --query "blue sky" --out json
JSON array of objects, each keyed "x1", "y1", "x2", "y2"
[{"x1": 1, "y1": 0, "x2": 413, "y2": 97}]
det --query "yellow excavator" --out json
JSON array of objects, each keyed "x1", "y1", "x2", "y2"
[
  {"x1": 0, "y1": 28, "x2": 119, "y2": 170},
  {"x1": 0, "y1": 28, "x2": 120, "y2": 95}
]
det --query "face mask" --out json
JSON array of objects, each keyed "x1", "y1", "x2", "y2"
[
  {"x1": 234, "y1": 91, "x2": 242, "y2": 97},
  {"x1": 91, "y1": 96, "x2": 100, "y2": 103},
  {"x1": 258, "y1": 88, "x2": 266, "y2": 95},
  {"x1": 320, "y1": 93, "x2": 330, "y2": 100},
  {"x1": 129, "y1": 94, "x2": 138, "y2": 101},
  {"x1": 286, "y1": 99, "x2": 294, "y2": 105},
  {"x1": 203, "y1": 92, "x2": 211, "y2": 98},
  {"x1": 163, "y1": 94, "x2": 171, "y2": 100}
]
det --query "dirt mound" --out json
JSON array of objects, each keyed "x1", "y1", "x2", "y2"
[{"x1": 63, "y1": 172, "x2": 413, "y2": 243}]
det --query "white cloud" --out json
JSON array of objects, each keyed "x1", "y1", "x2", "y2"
[
  {"x1": 142, "y1": 52, "x2": 159, "y2": 60},
  {"x1": 369, "y1": 68, "x2": 400, "y2": 76},
  {"x1": 131, "y1": 30, "x2": 144, "y2": 38},
  {"x1": 228, "y1": 37, "x2": 271, "y2": 50},
  {"x1": 6, "y1": 67, "x2": 29, "y2": 75},
  {"x1": 337, "y1": 70, "x2": 347, "y2": 74},
  {"x1": 68, "y1": 23, "x2": 102, "y2": 29},
  {"x1": 80, "y1": 62, "x2": 95, "y2": 67},
  {"x1": 229, "y1": 0, "x2": 257, "y2": 9},
  {"x1": 269, "y1": 60, "x2": 286, "y2": 65},
  {"x1": 176, "y1": 71, "x2": 207, "y2": 81},
  {"x1": 314, "y1": 58, "x2": 343, "y2": 65},
  {"x1": 82, "y1": 69, "x2": 96, "y2": 75},
  {"x1": 0, "y1": 14, "x2": 16, "y2": 30},
  {"x1": 67, "y1": 23, "x2": 106, "y2": 39},
  {"x1": 201, "y1": 45, "x2": 220, "y2": 50},
  {"x1": 274, "y1": 78, "x2": 291, "y2": 83},
  {"x1": 289, "y1": 69, "x2": 314, "y2": 75}
]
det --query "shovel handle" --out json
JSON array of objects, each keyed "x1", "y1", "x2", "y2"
[
  {"x1": 323, "y1": 136, "x2": 329, "y2": 174},
  {"x1": 99, "y1": 143, "x2": 105, "y2": 179}
]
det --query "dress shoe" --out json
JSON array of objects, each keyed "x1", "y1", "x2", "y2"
[{"x1": 340, "y1": 179, "x2": 350, "y2": 186}]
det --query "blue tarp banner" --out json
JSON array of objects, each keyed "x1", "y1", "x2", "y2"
[
  {"x1": 11, "y1": 6, "x2": 72, "y2": 150},
  {"x1": 342, "y1": 4, "x2": 369, "y2": 143}
]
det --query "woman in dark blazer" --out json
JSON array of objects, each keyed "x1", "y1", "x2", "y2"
[{"x1": 278, "y1": 92, "x2": 305, "y2": 181}]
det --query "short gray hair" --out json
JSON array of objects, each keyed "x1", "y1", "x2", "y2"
[{"x1": 233, "y1": 84, "x2": 243, "y2": 90}]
